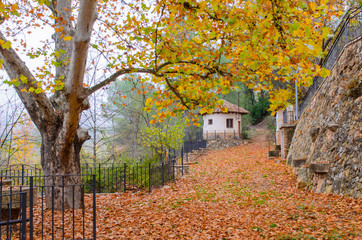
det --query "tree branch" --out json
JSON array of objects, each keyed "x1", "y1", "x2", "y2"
[
  {"x1": 87, "y1": 68, "x2": 155, "y2": 96},
  {"x1": 0, "y1": 32, "x2": 57, "y2": 133}
]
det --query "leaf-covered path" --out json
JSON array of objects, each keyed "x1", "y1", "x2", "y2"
[{"x1": 97, "y1": 134, "x2": 361, "y2": 239}]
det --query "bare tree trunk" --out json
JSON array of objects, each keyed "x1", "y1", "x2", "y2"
[{"x1": 41, "y1": 126, "x2": 89, "y2": 210}]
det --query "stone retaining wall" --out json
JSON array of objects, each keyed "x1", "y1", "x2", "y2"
[
  {"x1": 206, "y1": 139, "x2": 248, "y2": 150},
  {"x1": 287, "y1": 38, "x2": 362, "y2": 198},
  {"x1": 280, "y1": 124, "x2": 296, "y2": 159}
]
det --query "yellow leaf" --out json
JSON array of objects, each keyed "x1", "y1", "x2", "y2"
[
  {"x1": 1, "y1": 41, "x2": 11, "y2": 50},
  {"x1": 63, "y1": 36, "x2": 72, "y2": 41},
  {"x1": 320, "y1": 68, "x2": 330, "y2": 78}
]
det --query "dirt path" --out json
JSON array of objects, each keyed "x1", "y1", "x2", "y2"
[{"x1": 96, "y1": 137, "x2": 362, "y2": 239}]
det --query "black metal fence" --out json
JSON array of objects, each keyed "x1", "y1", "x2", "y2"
[
  {"x1": 0, "y1": 188, "x2": 31, "y2": 240},
  {"x1": 149, "y1": 160, "x2": 176, "y2": 191},
  {"x1": 183, "y1": 140, "x2": 207, "y2": 154},
  {"x1": 0, "y1": 175, "x2": 97, "y2": 240},
  {"x1": 1, "y1": 158, "x2": 182, "y2": 194},
  {"x1": 299, "y1": 7, "x2": 362, "y2": 115},
  {"x1": 0, "y1": 164, "x2": 43, "y2": 184},
  {"x1": 203, "y1": 130, "x2": 241, "y2": 140},
  {"x1": 323, "y1": 7, "x2": 362, "y2": 70}
]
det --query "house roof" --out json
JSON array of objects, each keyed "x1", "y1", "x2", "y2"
[{"x1": 208, "y1": 99, "x2": 249, "y2": 115}]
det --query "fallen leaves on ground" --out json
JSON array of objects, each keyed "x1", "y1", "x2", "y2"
[
  {"x1": 94, "y1": 140, "x2": 361, "y2": 239},
  {"x1": 31, "y1": 136, "x2": 361, "y2": 239}
]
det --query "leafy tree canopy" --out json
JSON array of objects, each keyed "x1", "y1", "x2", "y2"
[{"x1": 1, "y1": 0, "x2": 342, "y2": 119}]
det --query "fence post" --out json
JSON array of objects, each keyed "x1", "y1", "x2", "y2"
[
  {"x1": 224, "y1": 130, "x2": 226, "y2": 139},
  {"x1": 29, "y1": 176, "x2": 34, "y2": 240},
  {"x1": 181, "y1": 147, "x2": 184, "y2": 176},
  {"x1": 98, "y1": 163, "x2": 101, "y2": 193},
  {"x1": 161, "y1": 162, "x2": 164, "y2": 186},
  {"x1": 123, "y1": 163, "x2": 127, "y2": 192},
  {"x1": 136, "y1": 163, "x2": 138, "y2": 188},
  {"x1": 111, "y1": 164, "x2": 114, "y2": 192},
  {"x1": 215, "y1": 130, "x2": 216, "y2": 139},
  {"x1": 22, "y1": 164, "x2": 25, "y2": 185},
  {"x1": 92, "y1": 174, "x2": 97, "y2": 240},
  {"x1": 21, "y1": 192, "x2": 27, "y2": 240},
  {"x1": 234, "y1": 130, "x2": 235, "y2": 139},
  {"x1": 148, "y1": 163, "x2": 151, "y2": 193}
]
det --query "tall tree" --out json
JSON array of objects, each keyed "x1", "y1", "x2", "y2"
[
  {"x1": 0, "y1": 0, "x2": 341, "y2": 207},
  {"x1": 0, "y1": 90, "x2": 25, "y2": 166},
  {"x1": 103, "y1": 75, "x2": 153, "y2": 160}
]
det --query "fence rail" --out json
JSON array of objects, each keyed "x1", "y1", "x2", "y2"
[
  {"x1": 299, "y1": 7, "x2": 362, "y2": 115},
  {"x1": 1, "y1": 158, "x2": 182, "y2": 194},
  {"x1": 203, "y1": 130, "x2": 241, "y2": 140}
]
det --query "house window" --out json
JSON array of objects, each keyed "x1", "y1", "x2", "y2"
[
  {"x1": 208, "y1": 119, "x2": 213, "y2": 125},
  {"x1": 226, "y1": 119, "x2": 233, "y2": 128}
]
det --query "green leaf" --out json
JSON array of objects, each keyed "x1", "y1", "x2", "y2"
[
  {"x1": 35, "y1": 88, "x2": 42, "y2": 94},
  {"x1": 20, "y1": 74, "x2": 28, "y2": 83}
]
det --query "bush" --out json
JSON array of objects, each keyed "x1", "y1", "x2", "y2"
[{"x1": 249, "y1": 96, "x2": 271, "y2": 125}]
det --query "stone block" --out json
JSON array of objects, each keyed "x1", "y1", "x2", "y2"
[
  {"x1": 1, "y1": 186, "x2": 38, "y2": 208},
  {"x1": 309, "y1": 163, "x2": 330, "y2": 173},
  {"x1": 310, "y1": 127, "x2": 320, "y2": 142},
  {"x1": 268, "y1": 150, "x2": 280, "y2": 157},
  {"x1": 292, "y1": 158, "x2": 307, "y2": 168},
  {"x1": 0, "y1": 179, "x2": 12, "y2": 186},
  {"x1": 175, "y1": 165, "x2": 189, "y2": 178},
  {"x1": 327, "y1": 123, "x2": 339, "y2": 132},
  {"x1": 296, "y1": 167, "x2": 308, "y2": 188}
]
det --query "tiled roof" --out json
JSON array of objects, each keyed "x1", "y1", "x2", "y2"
[{"x1": 211, "y1": 99, "x2": 249, "y2": 115}]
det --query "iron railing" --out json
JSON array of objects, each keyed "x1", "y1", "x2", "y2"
[
  {"x1": 203, "y1": 130, "x2": 241, "y2": 140},
  {"x1": 183, "y1": 140, "x2": 207, "y2": 154},
  {"x1": 0, "y1": 175, "x2": 97, "y2": 240},
  {"x1": 1, "y1": 157, "x2": 183, "y2": 194},
  {"x1": 0, "y1": 190, "x2": 31, "y2": 240},
  {"x1": 299, "y1": 7, "x2": 362, "y2": 115}
]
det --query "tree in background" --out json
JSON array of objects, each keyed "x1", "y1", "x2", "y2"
[
  {"x1": 103, "y1": 75, "x2": 186, "y2": 162},
  {"x1": 4, "y1": 114, "x2": 40, "y2": 166},
  {"x1": 139, "y1": 117, "x2": 186, "y2": 161},
  {"x1": 102, "y1": 75, "x2": 152, "y2": 160},
  {"x1": 79, "y1": 54, "x2": 111, "y2": 165},
  {"x1": 0, "y1": 88, "x2": 40, "y2": 167}
]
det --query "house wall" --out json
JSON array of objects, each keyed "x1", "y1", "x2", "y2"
[
  {"x1": 276, "y1": 109, "x2": 284, "y2": 131},
  {"x1": 202, "y1": 113, "x2": 242, "y2": 139}
]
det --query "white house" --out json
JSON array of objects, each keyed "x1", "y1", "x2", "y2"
[{"x1": 202, "y1": 99, "x2": 249, "y2": 139}]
